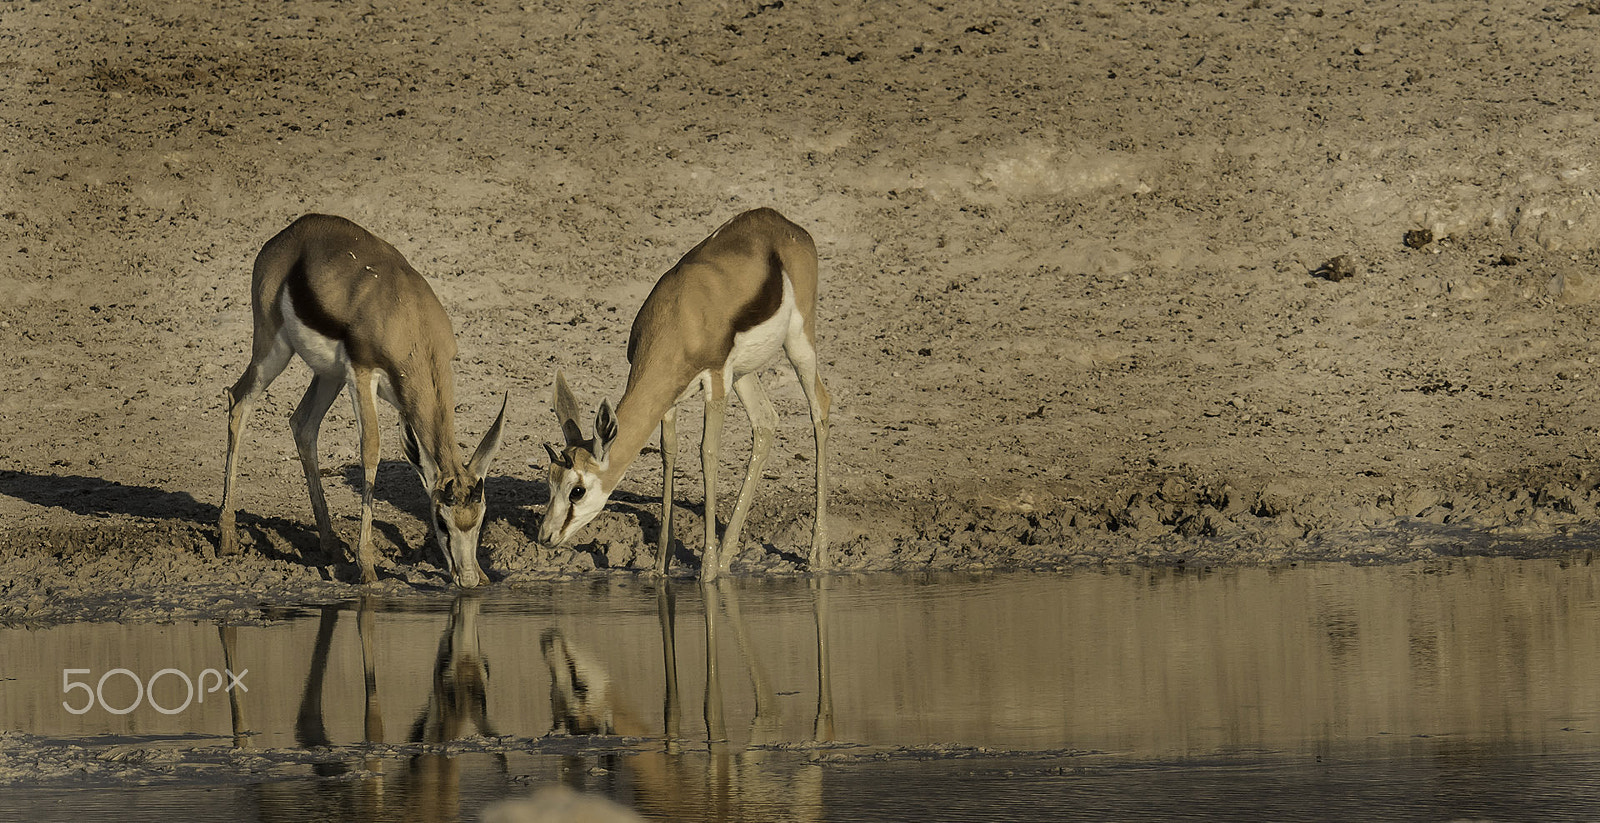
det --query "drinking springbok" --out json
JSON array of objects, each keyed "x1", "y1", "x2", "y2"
[
  {"x1": 538, "y1": 208, "x2": 828, "y2": 580},
  {"x1": 219, "y1": 214, "x2": 506, "y2": 587}
]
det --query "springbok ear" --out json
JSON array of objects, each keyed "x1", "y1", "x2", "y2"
[
  {"x1": 468, "y1": 393, "x2": 509, "y2": 482},
  {"x1": 553, "y1": 371, "x2": 585, "y2": 447},
  {"x1": 401, "y1": 422, "x2": 439, "y2": 489},
  {"x1": 594, "y1": 399, "x2": 619, "y2": 463}
]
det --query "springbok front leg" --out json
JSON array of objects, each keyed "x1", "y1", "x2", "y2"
[
  {"x1": 657, "y1": 405, "x2": 679, "y2": 575},
  {"x1": 350, "y1": 370, "x2": 383, "y2": 585},
  {"x1": 699, "y1": 375, "x2": 728, "y2": 579},
  {"x1": 786, "y1": 331, "x2": 831, "y2": 568}
]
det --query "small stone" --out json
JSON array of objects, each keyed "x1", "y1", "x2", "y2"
[
  {"x1": 1403, "y1": 229, "x2": 1432, "y2": 249},
  {"x1": 1312, "y1": 255, "x2": 1356, "y2": 282},
  {"x1": 1549, "y1": 271, "x2": 1600, "y2": 303}
]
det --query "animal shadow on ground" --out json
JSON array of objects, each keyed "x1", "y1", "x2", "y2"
[
  {"x1": 337, "y1": 460, "x2": 554, "y2": 545},
  {"x1": 332, "y1": 461, "x2": 585, "y2": 575},
  {"x1": 493, "y1": 476, "x2": 790, "y2": 574},
  {"x1": 327, "y1": 460, "x2": 796, "y2": 575},
  {"x1": 0, "y1": 468, "x2": 318, "y2": 568},
  {"x1": 598, "y1": 490, "x2": 802, "y2": 573},
  {"x1": 338, "y1": 463, "x2": 682, "y2": 570},
  {"x1": 333, "y1": 460, "x2": 744, "y2": 572},
  {"x1": 0, "y1": 467, "x2": 779, "y2": 578}
]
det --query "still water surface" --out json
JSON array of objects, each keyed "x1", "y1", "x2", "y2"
[{"x1": 3, "y1": 556, "x2": 1599, "y2": 821}]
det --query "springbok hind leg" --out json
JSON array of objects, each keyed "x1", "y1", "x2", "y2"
[
  {"x1": 786, "y1": 335, "x2": 830, "y2": 569},
  {"x1": 722, "y1": 372, "x2": 776, "y2": 566},
  {"x1": 289, "y1": 375, "x2": 344, "y2": 559},
  {"x1": 220, "y1": 336, "x2": 293, "y2": 556}
]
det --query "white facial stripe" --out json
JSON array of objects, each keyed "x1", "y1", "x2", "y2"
[{"x1": 542, "y1": 466, "x2": 609, "y2": 544}]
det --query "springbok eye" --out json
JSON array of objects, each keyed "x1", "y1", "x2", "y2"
[{"x1": 569, "y1": 486, "x2": 586, "y2": 503}]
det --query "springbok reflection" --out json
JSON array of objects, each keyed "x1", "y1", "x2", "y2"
[
  {"x1": 10, "y1": 562, "x2": 1600, "y2": 822},
  {"x1": 406, "y1": 593, "x2": 502, "y2": 821},
  {"x1": 541, "y1": 578, "x2": 834, "y2": 820},
  {"x1": 225, "y1": 593, "x2": 502, "y2": 823}
]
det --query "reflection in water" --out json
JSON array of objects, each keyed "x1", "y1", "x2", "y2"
[
  {"x1": 218, "y1": 622, "x2": 248, "y2": 749},
  {"x1": 269, "y1": 596, "x2": 389, "y2": 819},
  {"x1": 812, "y1": 577, "x2": 835, "y2": 744},
  {"x1": 6, "y1": 558, "x2": 1600, "y2": 822},
  {"x1": 227, "y1": 593, "x2": 506, "y2": 822},
  {"x1": 540, "y1": 578, "x2": 831, "y2": 821},
  {"x1": 407, "y1": 594, "x2": 503, "y2": 821}
]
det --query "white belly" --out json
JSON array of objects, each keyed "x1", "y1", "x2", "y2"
[
  {"x1": 279, "y1": 290, "x2": 349, "y2": 378},
  {"x1": 726, "y1": 276, "x2": 795, "y2": 377},
  {"x1": 279, "y1": 291, "x2": 399, "y2": 405}
]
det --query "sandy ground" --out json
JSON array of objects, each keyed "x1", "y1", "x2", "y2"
[{"x1": 5, "y1": 0, "x2": 1600, "y2": 623}]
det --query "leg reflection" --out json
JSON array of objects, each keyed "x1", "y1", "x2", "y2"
[
  {"x1": 358, "y1": 594, "x2": 384, "y2": 747},
  {"x1": 702, "y1": 580, "x2": 726, "y2": 744},
  {"x1": 294, "y1": 605, "x2": 340, "y2": 753},
  {"x1": 283, "y1": 599, "x2": 387, "y2": 819},
  {"x1": 658, "y1": 582, "x2": 682, "y2": 751},
  {"x1": 812, "y1": 576, "x2": 835, "y2": 743},
  {"x1": 536, "y1": 579, "x2": 835, "y2": 821},
  {"x1": 217, "y1": 622, "x2": 250, "y2": 748},
  {"x1": 716, "y1": 578, "x2": 780, "y2": 745}
]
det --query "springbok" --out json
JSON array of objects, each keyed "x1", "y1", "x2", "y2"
[
  {"x1": 218, "y1": 213, "x2": 507, "y2": 587},
  {"x1": 537, "y1": 208, "x2": 829, "y2": 580}
]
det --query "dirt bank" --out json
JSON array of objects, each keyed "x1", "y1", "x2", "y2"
[{"x1": 4, "y1": 0, "x2": 1600, "y2": 623}]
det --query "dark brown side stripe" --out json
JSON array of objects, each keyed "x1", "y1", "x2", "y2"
[
  {"x1": 729, "y1": 249, "x2": 785, "y2": 338},
  {"x1": 284, "y1": 255, "x2": 348, "y2": 341}
]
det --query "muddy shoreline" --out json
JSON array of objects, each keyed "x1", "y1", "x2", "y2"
[{"x1": 6, "y1": 461, "x2": 1600, "y2": 626}]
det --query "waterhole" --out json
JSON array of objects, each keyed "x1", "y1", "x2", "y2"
[{"x1": 3, "y1": 556, "x2": 1599, "y2": 821}]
